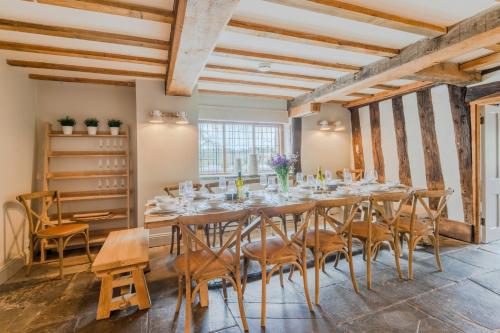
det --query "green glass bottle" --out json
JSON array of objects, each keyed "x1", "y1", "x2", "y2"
[{"x1": 236, "y1": 171, "x2": 244, "y2": 200}]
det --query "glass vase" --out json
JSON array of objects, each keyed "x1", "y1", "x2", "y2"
[{"x1": 277, "y1": 173, "x2": 289, "y2": 194}]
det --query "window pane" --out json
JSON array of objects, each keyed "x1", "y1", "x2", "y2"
[
  {"x1": 255, "y1": 124, "x2": 280, "y2": 172},
  {"x1": 199, "y1": 122, "x2": 224, "y2": 174},
  {"x1": 225, "y1": 123, "x2": 253, "y2": 174}
]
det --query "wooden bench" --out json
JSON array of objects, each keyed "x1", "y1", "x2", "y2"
[{"x1": 91, "y1": 228, "x2": 151, "y2": 320}]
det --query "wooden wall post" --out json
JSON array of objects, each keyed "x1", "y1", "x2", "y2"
[
  {"x1": 350, "y1": 108, "x2": 365, "y2": 170},
  {"x1": 369, "y1": 103, "x2": 385, "y2": 182},
  {"x1": 392, "y1": 96, "x2": 412, "y2": 186},
  {"x1": 291, "y1": 117, "x2": 302, "y2": 172}
]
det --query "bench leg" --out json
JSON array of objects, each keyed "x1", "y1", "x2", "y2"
[
  {"x1": 97, "y1": 275, "x2": 113, "y2": 320},
  {"x1": 132, "y1": 269, "x2": 151, "y2": 310}
]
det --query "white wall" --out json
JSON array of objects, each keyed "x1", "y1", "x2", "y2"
[
  {"x1": 0, "y1": 59, "x2": 36, "y2": 283},
  {"x1": 135, "y1": 80, "x2": 199, "y2": 230},
  {"x1": 301, "y1": 103, "x2": 352, "y2": 176}
]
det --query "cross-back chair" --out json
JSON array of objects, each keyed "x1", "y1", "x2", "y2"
[
  {"x1": 241, "y1": 201, "x2": 315, "y2": 328},
  {"x1": 173, "y1": 209, "x2": 249, "y2": 333},
  {"x1": 16, "y1": 191, "x2": 93, "y2": 279},
  {"x1": 351, "y1": 190, "x2": 413, "y2": 289},
  {"x1": 399, "y1": 188, "x2": 454, "y2": 279},
  {"x1": 293, "y1": 196, "x2": 363, "y2": 304}
]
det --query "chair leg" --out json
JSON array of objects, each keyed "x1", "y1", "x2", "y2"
[
  {"x1": 26, "y1": 238, "x2": 34, "y2": 276},
  {"x1": 390, "y1": 240, "x2": 403, "y2": 280},
  {"x1": 279, "y1": 266, "x2": 284, "y2": 288},
  {"x1": 346, "y1": 249, "x2": 360, "y2": 294},
  {"x1": 58, "y1": 237, "x2": 64, "y2": 279},
  {"x1": 184, "y1": 272, "x2": 192, "y2": 333},
  {"x1": 434, "y1": 234, "x2": 443, "y2": 272},
  {"x1": 260, "y1": 262, "x2": 267, "y2": 328},
  {"x1": 408, "y1": 233, "x2": 415, "y2": 280},
  {"x1": 314, "y1": 249, "x2": 320, "y2": 305},
  {"x1": 222, "y1": 279, "x2": 228, "y2": 300},
  {"x1": 300, "y1": 258, "x2": 313, "y2": 312},
  {"x1": 366, "y1": 240, "x2": 372, "y2": 290},
  {"x1": 176, "y1": 229, "x2": 182, "y2": 256},
  {"x1": 84, "y1": 230, "x2": 93, "y2": 263},
  {"x1": 334, "y1": 252, "x2": 341, "y2": 268},
  {"x1": 175, "y1": 276, "x2": 183, "y2": 314},
  {"x1": 288, "y1": 263, "x2": 295, "y2": 281},
  {"x1": 293, "y1": 214, "x2": 299, "y2": 233},
  {"x1": 281, "y1": 215, "x2": 288, "y2": 236},
  {"x1": 234, "y1": 271, "x2": 249, "y2": 332},
  {"x1": 242, "y1": 257, "x2": 249, "y2": 294},
  {"x1": 170, "y1": 226, "x2": 176, "y2": 255}
]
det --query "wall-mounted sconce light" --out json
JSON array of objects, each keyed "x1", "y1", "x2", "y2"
[
  {"x1": 317, "y1": 120, "x2": 345, "y2": 132},
  {"x1": 148, "y1": 110, "x2": 189, "y2": 125}
]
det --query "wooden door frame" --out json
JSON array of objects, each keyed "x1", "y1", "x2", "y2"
[{"x1": 469, "y1": 92, "x2": 500, "y2": 243}]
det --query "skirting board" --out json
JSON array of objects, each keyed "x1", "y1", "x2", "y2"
[
  {"x1": 0, "y1": 256, "x2": 25, "y2": 285},
  {"x1": 440, "y1": 219, "x2": 474, "y2": 243}
]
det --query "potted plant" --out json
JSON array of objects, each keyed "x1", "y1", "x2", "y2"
[
  {"x1": 58, "y1": 116, "x2": 76, "y2": 135},
  {"x1": 108, "y1": 119, "x2": 123, "y2": 136},
  {"x1": 84, "y1": 118, "x2": 99, "y2": 135}
]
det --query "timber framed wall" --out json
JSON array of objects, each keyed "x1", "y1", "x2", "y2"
[{"x1": 350, "y1": 84, "x2": 474, "y2": 242}]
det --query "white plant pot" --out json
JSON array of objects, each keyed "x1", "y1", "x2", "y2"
[
  {"x1": 87, "y1": 126, "x2": 98, "y2": 135},
  {"x1": 62, "y1": 126, "x2": 74, "y2": 135},
  {"x1": 110, "y1": 127, "x2": 120, "y2": 136}
]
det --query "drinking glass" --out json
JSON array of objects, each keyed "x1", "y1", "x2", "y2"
[
  {"x1": 324, "y1": 170, "x2": 332, "y2": 183},
  {"x1": 306, "y1": 174, "x2": 315, "y2": 187},
  {"x1": 267, "y1": 176, "x2": 277, "y2": 189},
  {"x1": 227, "y1": 180, "x2": 237, "y2": 193},
  {"x1": 179, "y1": 182, "x2": 186, "y2": 198},
  {"x1": 296, "y1": 172, "x2": 304, "y2": 185},
  {"x1": 184, "y1": 180, "x2": 194, "y2": 196},
  {"x1": 260, "y1": 174, "x2": 268, "y2": 188},
  {"x1": 218, "y1": 176, "x2": 226, "y2": 193},
  {"x1": 343, "y1": 168, "x2": 352, "y2": 184}
]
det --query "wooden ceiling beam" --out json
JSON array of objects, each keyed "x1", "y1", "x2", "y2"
[
  {"x1": 343, "y1": 81, "x2": 435, "y2": 108},
  {"x1": 213, "y1": 47, "x2": 360, "y2": 72},
  {"x1": 7, "y1": 59, "x2": 164, "y2": 78},
  {"x1": 29, "y1": 73, "x2": 135, "y2": 86},
  {"x1": 263, "y1": 0, "x2": 446, "y2": 37},
  {"x1": 289, "y1": 7, "x2": 500, "y2": 113},
  {"x1": 0, "y1": 19, "x2": 168, "y2": 49},
  {"x1": 198, "y1": 89, "x2": 294, "y2": 100},
  {"x1": 404, "y1": 62, "x2": 481, "y2": 86},
  {"x1": 289, "y1": 102, "x2": 321, "y2": 118},
  {"x1": 371, "y1": 84, "x2": 401, "y2": 91},
  {"x1": 460, "y1": 52, "x2": 500, "y2": 72},
  {"x1": 198, "y1": 76, "x2": 313, "y2": 91},
  {"x1": 204, "y1": 64, "x2": 334, "y2": 83},
  {"x1": 0, "y1": 41, "x2": 167, "y2": 66},
  {"x1": 166, "y1": 0, "x2": 239, "y2": 96},
  {"x1": 348, "y1": 92, "x2": 374, "y2": 98},
  {"x1": 24, "y1": 0, "x2": 174, "y2": 23},
  {"x1": 226, "y1": 19, "x2": 398, "y2": 57}
]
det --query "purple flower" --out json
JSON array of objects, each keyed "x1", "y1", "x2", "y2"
[{"x1": 269, "y1": 154, "x2": 297, "y2": 172}]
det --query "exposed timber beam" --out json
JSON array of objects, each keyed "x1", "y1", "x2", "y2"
[
  {"x1": 263, "y1": 0, "x2": 446, "y2": 37},
  {"x1": 204, "y1": 64, "x2": 334, "y2": 83},
  {"x1": 24, "y1": 0, "x2": 174, "y2": 23},
  {"x1": 166, "y1": 0, "x2": 239, "y2": 96},
  {"x1": 404, "y1": 62, "x2": 481, "y2": 86},
  {"x1": 343, "y1": 81, "x2": 435, "y2": 108},
  {"x1": 289, "y1": 102, "x2": 321, "y2": 118},
  {"x1": 371, "y1": 84, "x2": 401, "y2": 91},
  {"x1": 198, "y1": 89, "x2": 294, "y2": 100},
  {"x1": 0, "y1": 41, "x2": 167, "y2": 66},
  {"x1": 7, "y1": 59, "x2": 164, "y2": 78},
  {"x1": 289, "y1": 7, "x2": 500, "y2": 114},
  {"x1": 213, "y1": 47, "x2": 360, "y2": 72},
  {"x1": 466, "y1": 81, "x2": 500, "y2": 102},
  {"x1": 0, "y1": 19, "x2": 168, "y2": 49},
  {"x1": 29, "y1": 74, "x2": 135, "y2": 86},
  {"x1": 198, "y1": 77, "x2": 313, "y2": 91},
  {"x1": 226, "y1": 19, "x2": 398, "y2": 57},
  {"x1": 348, "y1": 92, "x2": 374, "y2": 98},
  {"x1": 460, "y1": 52, "x2": 500, "y2": 71},
  {"x1": 485, "y1": 43, "x2": 500, "y2": 52}
]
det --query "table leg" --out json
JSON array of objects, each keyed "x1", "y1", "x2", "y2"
[{"x1": 199, "y1": 281, "x2": 209, "y2": 307}]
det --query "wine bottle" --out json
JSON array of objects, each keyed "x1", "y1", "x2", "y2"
[{"x1": 236, "y1": 171, "x2": 244, "y2": 200}]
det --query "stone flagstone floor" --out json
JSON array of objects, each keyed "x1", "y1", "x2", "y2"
[{"x1": 1, "y1": 237, "x2": 500, "y2": 332}]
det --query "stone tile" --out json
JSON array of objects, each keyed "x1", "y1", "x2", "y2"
[
  {"x1": 445, "y1": 247, "x2": 500, "y2": 271},
  {"x1": 479, "y1": 241, "x2": 500, "y2": 255},
  {"x1": 470, "y1": 269, "x2": 500, "y2": 296},
  {"x1": 237, "y1": 318, "x2": 339, "y2": 333},
  {"x1": 409, "y1": 279, "x2": 500, "y2": 332},
  {"x1": 227, "y1": 301, "x2": 319, "y2": 320},
  {"x1": 421, "y1": 236, "x2": 470, "y2": 255},
  {"x1": 338, "y1": 302, "x2": 459, "y2": 333},
  {"x1": 76, "y1": 309, "x2": 149, "y2": 333},
  {"x1": 26, "y1": 319, "x2": 78, "y2": 333}
]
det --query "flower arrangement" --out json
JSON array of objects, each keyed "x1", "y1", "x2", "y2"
[{"x1": 269, "y1": 154, "x2": 296, "y2": 193}]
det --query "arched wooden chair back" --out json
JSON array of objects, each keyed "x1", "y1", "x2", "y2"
[
  {"x1": 411, "y1": 188, "x2": 454, "y2": 223},
  {"x1": 316, "y1": 196, "x2": 364, "y2": 237},
  {"x1": 16, "y1": 191, "x2": 61, "y2": 236},
  {"x1": 369, "y1": 189, "x2": 414, "y2": 227},
  {"x1": 163, "y1": 183, "x2": 203, "y2": 197}
]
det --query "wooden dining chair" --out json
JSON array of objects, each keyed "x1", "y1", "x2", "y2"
[
  {"x1": 16, "y1": 191, "x2": 93, "y2": 279},
  {"x1": 173, "y1": 209, "x2": 249, "y2": 333},
  {"x1": 293, "y1": 197, "x2": 363, "y2": 304},
  {"x1": 242, "y1": 201, "x2": 315, "y2": 328},
  {"x1": 336, "y1": 169, "x2": 363, "y2": 181},
  {"x1": 398, "y1": 188, "x2": 454, "y2": 280},
  {"x1": 351, "y1": 190, "x2": 413, "y2": 289}
]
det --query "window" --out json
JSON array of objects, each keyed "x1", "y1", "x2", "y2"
[{"x1": 199, "y1": 121, "x2": 283, "y2": 175}]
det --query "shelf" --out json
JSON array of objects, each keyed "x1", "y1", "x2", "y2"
[
  {"x1": 49, "y1": 151, "x2": 128, "y2": 158},
  {"x1": 59, "y1": 189, "x2": 128, "y2": 202},
  {"x1": 47, "y1": 170, "x2": 128, "y2": 180},
  {"x1": 44, "y1": 227, "x2": 129, "y2": 249},
  {"x1": 49, "y1": 130, "x2": 127, "y2": 137},
  {"x1": 49, "y1": 208, "x2": 128, "y2": 224}
]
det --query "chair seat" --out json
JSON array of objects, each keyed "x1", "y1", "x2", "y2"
[
  {"x1": 174, "y1": 248, "x2": 235, "y2": 278},
  {"x1": 398, "y1": 217, "x2": 433, "y2": 236},
  {"x1": 36, "y1": 223, "x2": 89, "y2": 238},
  {"x1": 292, "y1": 230, "x2": 345, "y2": 253},
  {"x1": 351, "y1": 221, "x2": 393, "y2": 242},
  {"x1": 242, "y1": 238, "x2": 300, "y2": 264}
]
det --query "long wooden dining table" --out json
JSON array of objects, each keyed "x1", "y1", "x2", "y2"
[{"x1": 143, "y1": 182, "x2": 408, "y2": 307}]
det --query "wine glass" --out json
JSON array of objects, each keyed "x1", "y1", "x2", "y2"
[
  {"x1": 260, "y1": 174, "x2": 268, "y2": 188},
  {"x1": 218, "y1": 177, "x2": 227, "y2": 193},
  {"x1": 343, "y1": 168, "x2": 352, "y2": 184},
  {"x1": 324, "y1": 170, "x2": 332, "y2": 183},
  {"x1": 296, "y1": 172, "x2": 304, "y2": 185},
  {"x1": 306, "y1": 174, "x2": 315, "y2": 187},
  {"x1": 227, "y1": 180, "x2": 237, "y2": 198},
  {"x1": 267, "y1": 176, "x2": 277, "y2": 191}
]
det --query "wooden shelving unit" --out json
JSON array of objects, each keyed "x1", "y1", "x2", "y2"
[{"x1": 42, "y1": 123, "x2": 131, "y2": 252}]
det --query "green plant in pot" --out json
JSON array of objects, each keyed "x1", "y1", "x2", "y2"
[
  {"x1": 58, "y1": 116, "x2": 76, "y2": 135},
  {"x1": 84, "y1": 118, "x2": 99, "y2": 135},
  {"x1": 108, "y1": 119, "x2": 123, "y2": 136}
]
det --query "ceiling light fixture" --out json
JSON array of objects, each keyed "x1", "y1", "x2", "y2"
[
  {"x1": 317, "y1": 120, "x2": 345, "y2": 132},
  {"x1": 148, "y1": 110, "x2": 189, "y2": 125},
  {"x1": 257, "y1": 62, "x2": 272, "y2": 72}
]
